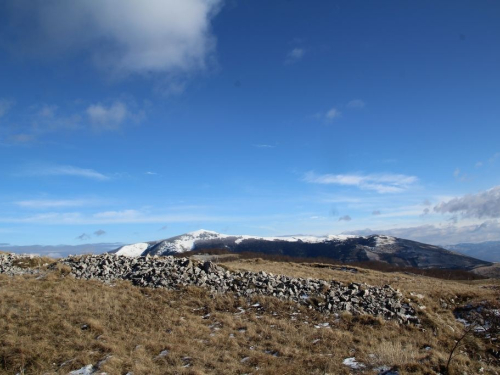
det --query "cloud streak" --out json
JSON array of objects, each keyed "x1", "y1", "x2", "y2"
[
  {"x1": 0, "y1": 99, "x2": 15, "y2": 118},
  {"x1": 338, "y1": 215, "x2": 352, "y2": 222},
  {"x1": 325, "y1": 108, "x2": 341, "y2": 121},
  {"x1": 0, "y1": 210, "x2": 229, "y2": 225},
  {"x1": 15, "y1": 199, "x2": 97, "y2": 209},
  {"x1": 347, "y1": 99, "x2": 365, "y2": 109},
  {"x1": 304, "y1": 172, "x2": 418, "y2": 193},
  {"x1": 285, "y1": 48, "x2": 305, "y2": 64},
  {"x1": 28, "y1": 165, "x2": 110, "y2": 181}
]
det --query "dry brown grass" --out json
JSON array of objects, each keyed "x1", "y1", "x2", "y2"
[
  {"x1": 11, "y1": 256, "x2": 55, "y2": 269},
  {"x1": 0, "y1": 259, "x2": 499, "y2": 374}
]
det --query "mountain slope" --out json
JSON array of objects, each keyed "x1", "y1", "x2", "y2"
[{"x1": 112, "y1": 230, "x2": 491, "y2": 270}]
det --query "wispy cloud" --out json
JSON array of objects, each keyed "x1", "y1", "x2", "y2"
[
  {"x1": 87, "y1": 101, "x2": 129, "y2": 131},
  {"x1": 285, "y1": 48, "x2": 305, "y2": 64},
  {"x1": 338, "y1": 215, "x2": 352, "y2": 221},
  {"x1": 0, "y1": 208, "x2": 231, "y2": 225},
  {"x1": 346, "y1": 99, "x2": 365, "y2": 109},
  {"x1": 94, "y1": 229, "x2": 106, "y2": 237},
  {"x1": 14, "y1": 199, "x2": 97, "y2": 209},
  {"x1": 345, "y1": 220, "x2": 500, "y2": 245},
  {"x1": 304, "y1": 171, "x2": 418, "y2": 193},
  {"x1": 76, "y1": 233, "x2": 90, "y2": 241},
  {"x1": 28, "y1": 165, "x2": 110, "y2": 181},
  {"x1": 325, "y1": 108, "x2": 341, "y2": 121},
  {"x1": 372, "y1": 210, "x2": 381, "y2": 215},
  {"x1": 7, "y1": 134, "x2": 36, "y2": 144},
  {"x1": 253, "y1": 144, "x2": 276, "y2": 149},
  {"x1": 31, "y1": 104, "x2": 82, "y2": 133},
  {"x1": 0, "y1": 99, "x2": 15, "y2": 118},
  {"x1": 434, "y1": 185, "x2": 500, "y2": 219},
  {"x1": 490, "y1": 152, "x2": 500, "y2": 164}
]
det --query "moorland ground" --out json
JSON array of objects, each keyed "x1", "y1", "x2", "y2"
[{"x1": 0, "y1": 253, "x2": 499, "y2": 375}]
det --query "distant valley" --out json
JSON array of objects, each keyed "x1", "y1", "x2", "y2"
[{"x1": 444, "y1": 241, "x2": 500, "y2": 263}]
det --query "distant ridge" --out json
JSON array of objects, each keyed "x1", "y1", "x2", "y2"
[{"x1": 112, "y1": 230, "x2": 491, "y2": 270}]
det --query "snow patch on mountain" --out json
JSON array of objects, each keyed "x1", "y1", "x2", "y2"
[
  {"x1": 375, "y1": 235, "x2": 396, "y2": 247},
  {"x1": 115, "y1": 242, "x2": 149, "y2": 257},
  {"x1": 113, "y1": 230, "x2": 362, "y2": 257}
]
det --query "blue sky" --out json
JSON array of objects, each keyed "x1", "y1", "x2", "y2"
[{"x1": 0, "y1": 0, "x2": 499, "y2": 247}]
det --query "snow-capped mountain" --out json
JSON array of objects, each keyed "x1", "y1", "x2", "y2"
[
  {"x1": 112, "y1": 230, "x2": 491, "y2": 270},
  {"x1": 113, "y1": 230, "x2": 358, "y2": 256}
]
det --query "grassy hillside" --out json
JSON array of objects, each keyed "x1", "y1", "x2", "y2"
[{"x1": 0, "y1": 257, "x2": 499, "y2": 374}]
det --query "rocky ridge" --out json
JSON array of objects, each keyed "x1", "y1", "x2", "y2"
[{"x1": 60, "y1": 253, "x2": 419, "y2": 325}]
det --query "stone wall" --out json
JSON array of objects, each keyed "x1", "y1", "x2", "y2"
[{"x1": 62, "y1": 254, "x2": 419, "y2": 324}]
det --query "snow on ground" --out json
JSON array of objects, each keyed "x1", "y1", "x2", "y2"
[
  {"x1": 169, "y1": 230, "x2": 223, "y2": 252},
  {"x1": 342, "y1": 357, "x2": 365, "y2": 369},
  {"x1": 68, "y1": 365, "x2": 95, "y2": 375},
  {"x1": 115, "y1": 243, "x2": 149, "y2": 257},
  {"x1": 234, "y1": 233, "x2": 356, "y2": 245},
  {"x1": 113, "y1": 229, "x2": 365, "y2": 256},
  {"x1": 375, "y1": 235, "x2": 396, "y2": 247}
]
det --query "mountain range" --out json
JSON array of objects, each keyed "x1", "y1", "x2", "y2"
[
  {"x1": 444, "y1": 241, "x2": 500, "y2": 263},
  {"x1": 113, "y1": 230, "x2": 491, "y2": 271}
]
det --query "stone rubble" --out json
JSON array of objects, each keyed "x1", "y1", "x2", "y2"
[
  {"x1": 0, "y1": 253, "x2": 44, "y2": 276},
  {"x1": 58, "y1": 254, "x2": 419, "y2": 324},
  {"x1": 0, "y1": 252, "x2": 419, "y2": 324}
]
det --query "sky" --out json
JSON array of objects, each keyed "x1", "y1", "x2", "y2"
[{"x1": 0, "y1": 0, "x2": 499, "y2": 249}]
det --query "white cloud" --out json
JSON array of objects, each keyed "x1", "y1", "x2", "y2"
[
  {"x1": 30, "y1": 165, "x2": 110, "y2": 181},
  {"x1": 0, "y1": 209, "x2": 229, "y2": 225},
  {"x1": 347, "y1": 99, "x2": 365, "y2": 109},
  {"x1": 338, "y1": 215, "x2": 352, "y2": 221},
  {"x1": 345, "y1": 220, "x2": 500, "y2": 245},
  {"x1": 325, "y1": 108, "x2": 341, "y2": 121},
  {"x1": 285, "y1": 48, "x2": 305, "y2": 64},
  {"x1": 490, "y1": 152, "x2": 500, "y2": 164},
  {"x1": 253, "y1": 144, "x2": 276, "y2": 149},
  {"x1": 4, "y1": 0, "x2": 222, "y2": 76},
  {"x1": 87, "y1": 102, "x2": 129, "y2": 131},
  {"x1": 304, "y1": 171, "x2": 418, "y2": 193},
  {"x1": 0, "y1": 99, "x2": 15, "y2": 118},
  {"x1": 27, "y1": 103, "x2": 82, "y2": 136},
  {"x1": 8, "y1": 134, "x2": 36, "y2": 143},
  {"x1": 38, "y1": 104, "x2": 58, "y2": 118},
  {"x1": 434, "y1": 186, "x2": 500, "y2": 219},
  {"x1": 15, "y1": 199, "x2": 96, "y2": 209}
]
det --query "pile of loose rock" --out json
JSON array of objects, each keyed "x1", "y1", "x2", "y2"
[
  {"x1": 0, "y1": 253, "x2": 42, "y2": 276},
  {"x1": 61, "y1": 254, "x2": 419, "y2": 324}
]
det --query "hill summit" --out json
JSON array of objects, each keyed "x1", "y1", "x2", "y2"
[{"x1": 112, "y1": 230, "x2": 490, "y2": 270}]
